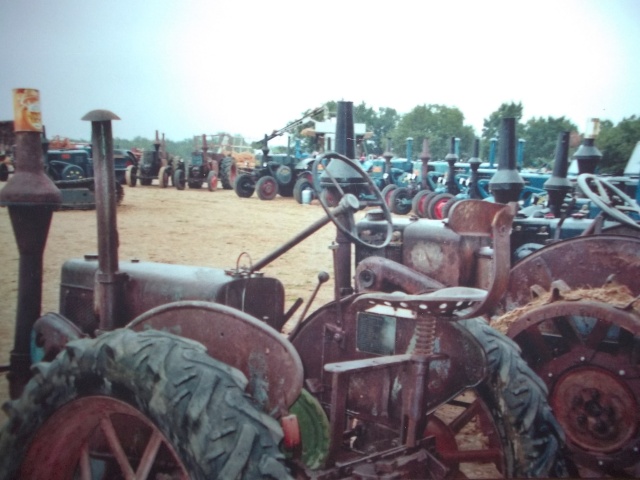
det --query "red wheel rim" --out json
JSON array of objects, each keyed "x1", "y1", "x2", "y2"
[
  {"x1": 22, "y1": 396, "x2": 188, "y2": 479},
  {"x1": 427, "y1": 390, "x2": 505, "y2": 477}
]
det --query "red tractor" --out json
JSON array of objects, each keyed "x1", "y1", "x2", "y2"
[
  {"x1": 0, "y1": 107, "x2": 567, "y2": 479},
  {"x1": 352, "y1": 118, "x2": 640, "y2": 477}
]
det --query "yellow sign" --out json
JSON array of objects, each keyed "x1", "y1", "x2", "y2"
[{"x1": 13, "y1": 88, "x2": 42, "y2": 132}]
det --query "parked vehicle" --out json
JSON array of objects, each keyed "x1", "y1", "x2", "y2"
[
  {"x1": 0, "y1": 107, "x2": 567, "y2": 479},
  {"x1": 352, "y1": 118, "x2": 640, "y2": 477},
  {"x1": 174, "y1": 134, "x2": 237, "y2": 191},
  {"x1": 234, "y1": 107, "x2": 323, "y2": 200}
]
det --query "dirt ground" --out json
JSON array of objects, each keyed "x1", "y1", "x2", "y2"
[{"x1": 0, "y1": 180, "x2": 340, "y2": 419}]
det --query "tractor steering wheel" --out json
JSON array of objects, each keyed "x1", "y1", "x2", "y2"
[
  {"x1": 577, "y1": 173, "x2": 640, "y2": 230},
  {"x1": 312, "y1": 152, "x2": 393, "y2": 249}
]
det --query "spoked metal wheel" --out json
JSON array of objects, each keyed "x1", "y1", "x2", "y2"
[
  {"x1": 425, "y1": 317, "x2": 568, "y2": 479},
  {"x1": 506, "y1": 294, "x2": 640, "y2": 476},
  {"x1": 427, "y1": 390, "x2": 507, "y2": 478},
  {"x1": 21, "y1": 396, "x2": 188, "y2": 479},
  {"x1": 0, "y1": 329, "x2": 290, "y2": 480}
]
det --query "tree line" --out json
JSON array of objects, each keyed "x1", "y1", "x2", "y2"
[{"x1": 112, "y1": 101, "x2": 639, "y2": 175}]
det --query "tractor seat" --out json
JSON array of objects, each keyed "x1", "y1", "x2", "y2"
[{"x1": 359, "y1": 200, "x2": 516, "y2": 320}]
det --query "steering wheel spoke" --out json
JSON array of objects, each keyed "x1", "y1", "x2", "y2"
[
  {"x1": 312, "y1": 152, "x2": 393, "y2": 249},
  {"x1": 577, "y1": 174, "x2": 640, "y2": 230}
]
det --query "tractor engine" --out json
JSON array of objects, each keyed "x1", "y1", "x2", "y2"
[
  {"x1": 58, "y1": 258, "x2": 286, "y2": 334},
  {"x1": 355, "y1": 210, "x2": 493, "y2": 292}
]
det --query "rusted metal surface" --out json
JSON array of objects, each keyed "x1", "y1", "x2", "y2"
[
  {"x1": 0, "y1": 130, "x2": 62, "y2": 397},
  {"x1": 506, "y1": 298, "x2": 640, "y2": 475},
  {"x1": 82, "y1": 110, "x2": 125, "y2": 332},
  {"x1": 128, "y1": 300, "x2": 303, "y2": 416},
  {"x1": 503, "y1": 235, "x2": 640, "y2": 310}
]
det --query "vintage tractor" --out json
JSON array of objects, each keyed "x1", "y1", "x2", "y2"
[
  {"x1": 234, "y1": 107, "x2": 323, "y2": 200},
  {"x1": 174, "y1": 134, "x2": 237, "y2": 191},
  {"x1": 0, "y1": 104, "x2": 569, "y2": 479},
  {"x1": 353, "y1": 117, "x2": 640, "y2": 477},
  {"x1": 135, "y1": 131, "x2": 174, "y2": 187}
]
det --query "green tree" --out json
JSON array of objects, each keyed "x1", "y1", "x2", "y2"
[
  {"x1": 390, "y1": 104, "x2": 475, "y2": 161},
  {"x1": 522, "y1": 116, "x2": 578, "y2": 169},
  {"x1": 596, "y1": 116, "x2": 640, "y2": 174}
]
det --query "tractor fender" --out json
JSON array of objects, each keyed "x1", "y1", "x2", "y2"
[
  {"x1": 503, "y1": 234, "x2": 640, "y2": 311},
  {"x1": 127, "y1": 300, "x2": 303, "y2": 417}
]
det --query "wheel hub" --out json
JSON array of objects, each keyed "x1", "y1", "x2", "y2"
[{"x1": 550, "y1": 366, "x2": 638, "y2": 453}]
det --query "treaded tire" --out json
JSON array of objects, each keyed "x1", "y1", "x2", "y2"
[
  {"x1": 219, "y1": 156, "x2": 237, "y2": 190},
  {"x1": 256, "y1": 176, "x2": 278, "y2": 200},
  {"x1": 293, "y1": 175, "x2": 313, "y2": 204},
  {"x1": 0, "y1": 329, "x2": 290, "y2": 480},
  {"x1": 235, "y1": 173, "x2": 255, "y2": 198},
  {"x1": 173, "y1": 169, "x2": 185, "y2": 190},
  {"x1": 457, "y1": 317, "x2": 568, "y2": 478},
  {"x1": 389, "y1": 186, "x2": 412, "y2": 215}
]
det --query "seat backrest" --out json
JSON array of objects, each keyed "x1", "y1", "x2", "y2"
[{"x1": 447, "y1": 200, "x2": 516, "y2": 318}]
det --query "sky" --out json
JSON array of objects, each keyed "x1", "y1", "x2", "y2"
[{"x1": 1, "y1": 0, "x2": 639, "y2": 146}]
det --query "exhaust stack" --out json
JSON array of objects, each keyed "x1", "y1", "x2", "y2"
[
  {"x1": 81, "y1": 109, "x2": 124, "y2": 331},
  {"x1": 0, "y1": 89, "x2": 62, "y2": 397}
]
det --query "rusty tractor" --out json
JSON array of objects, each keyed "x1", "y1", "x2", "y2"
[
  {"x1": 174, "y1": 134, "x2": 237, "y2": 191},
  {"x1": 136, "y1": 131, "x2": 174, "y2": 188},
  {"x1": 353, "y1": 117, "x2": 640, "y2": 477},
  {"x1": 0, "y1": 103, "x2": 570, "y2": 479}
]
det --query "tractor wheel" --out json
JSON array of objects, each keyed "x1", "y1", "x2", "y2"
[
  {"x1": 381, "y1": 184, "x2": 397, "y2": 209},
  {"x1": 389, "y1": 186, "x2": 412, "y2": 215},
  {"x1": 125, "y1": 165, "x2": 137, "y2": 187},
  {"x1": 234, "y1": 173, "x2": 255, "y2": 198},
  {"x1": 501, "y1": 290, "x2": 640, "y2": 477},
  {"x1": 411, "y1": 191, "x2": 436, "y2": 218},
  {"x1": 430, "y1": 317, "x2": 568, "y2": 478},
  {"x1": 115, "y1": 181, "x2": 124, "y2": 205},
  {"x1": 256, "y1": 176, "x2": 278, "y2": 200},
  {"x1": 293, "y1": 175, "x2": 314, "y2": 204},
  {"x1": 440, "y1": 196, "x2": 460, "y2": 219},
  {"x1": 207, "y1": 171, "x2": 218, "y2": 191},
  {"x1": 0, "y1": 163, "x2": 8, "y2": 181},
  {"x1": 158, "y1": 166, "x2": 170, "y2": 188},
  {"x1": 0, "y1": 329, "x2": 290, "y2": 480},
  {"x1": 61, "y1": 164, "x2": 84, "y2": 180},
  {"x1": 426, "y1": 192, "x2": 454, "y2": 219},
  {"x1": 173, "y1": 169, "x2": 185, "y2": 190},
  {"x1": 219, "y1": 156, "x2": 237, "y2": 190}
]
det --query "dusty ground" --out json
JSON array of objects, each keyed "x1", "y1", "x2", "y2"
[{"x1": 0, "y1": 180, "x2": 340, "y2": 419}]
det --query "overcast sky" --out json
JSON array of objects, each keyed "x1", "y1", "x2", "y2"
[{"x1": 1, "y1": 0, "x2": 638, "y2": 145}]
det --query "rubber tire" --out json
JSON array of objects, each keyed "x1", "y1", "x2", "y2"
[
  {"x1": 381, "y1": 184, "x2": 397, "y2": 208},
  {"x1": 455, "y1": 317, "x2": 568, "y2": 478},
  {"x1": 234, "y1": 173, "x2": 255, "y2": 198},
  {"x1": 426, "y1": 192, "x2": 454, "y2": 219},
  {"x1": 293, "y1": 175, "x2": 313, "y2": 204},
  {"x1": 219, "y1": 156, "x2": 237, "y2": 190},
  {"x1": 256, "y1": 176, "x2": 278, "y2": 200},
  {"x1": 0, "y1": 329, "x2": 290, "y2": 480},
  {"x1": 207, "y1": 171, "x2": 218, "y2": 191},
  {"x1": 125, "y1": 165, "x2": 137, "y2": 187},
  {"x1": 173, "y1": 169, "x2": 185, "y2": 190},
  {"x1": 389, "y1": 186, "x2": 412, "y2": 215},
  {"x1": 412, "y1": 191, "x2": 435, "y2": 218},
  {"x1": 115, "y1": 181, "x2": 124, "y2": 205},
  {"x1": 158, "y1": 166, "x2": 170, "y2": 188}
]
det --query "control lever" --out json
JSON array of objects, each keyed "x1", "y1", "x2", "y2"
[{"x1": 287, "y1": 271, "x2": 330, "y2": 338}]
